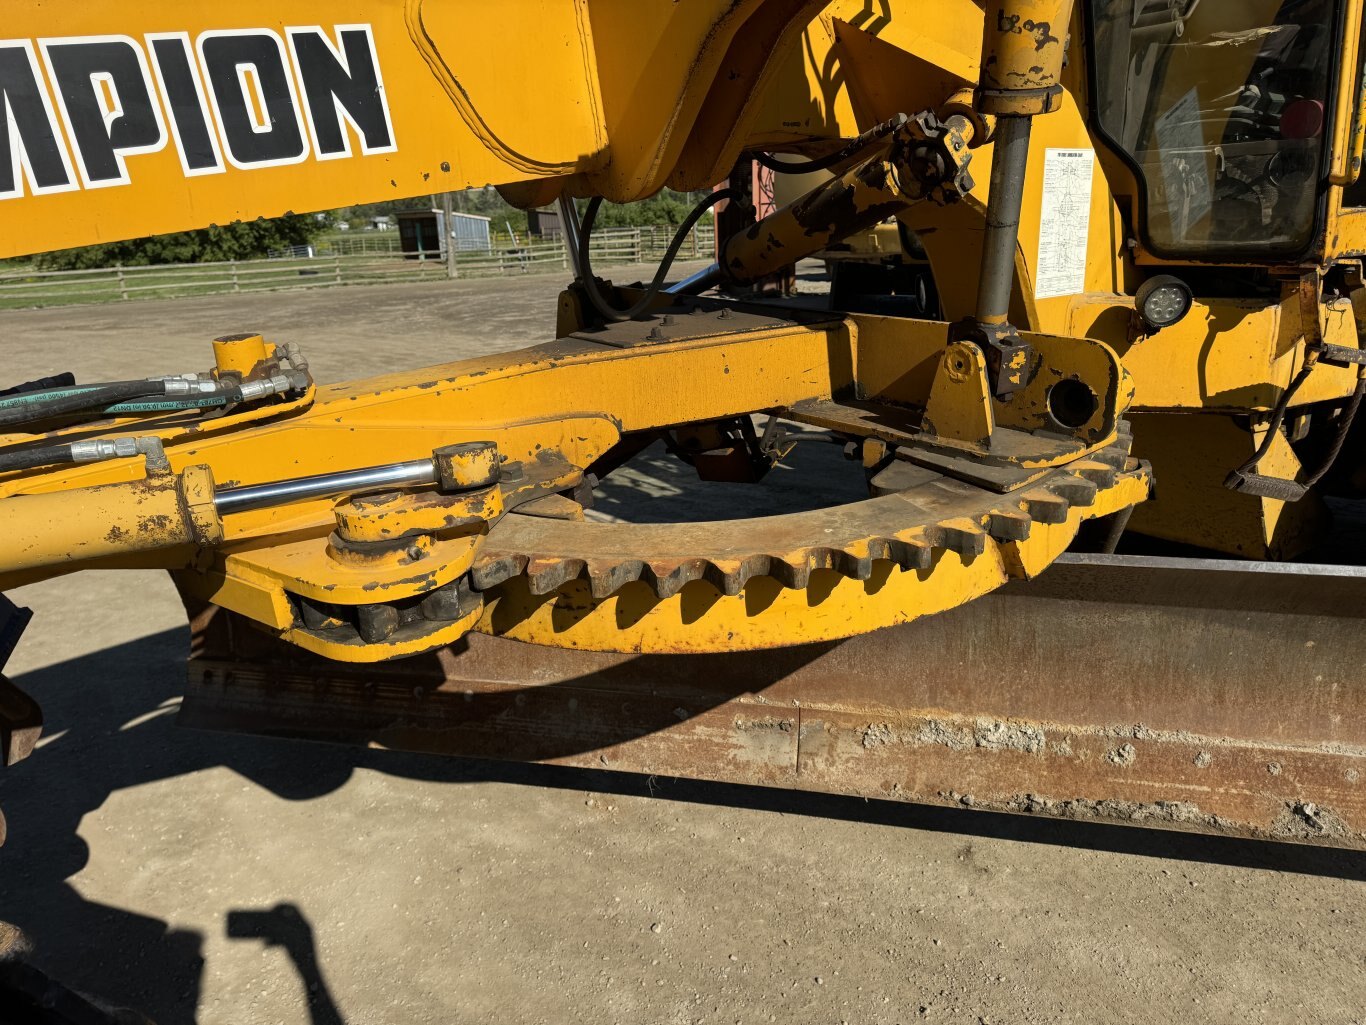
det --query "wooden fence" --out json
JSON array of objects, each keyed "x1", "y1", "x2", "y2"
[{"x1": 0, "y1": 224, "x2": 715, "y2": 310}]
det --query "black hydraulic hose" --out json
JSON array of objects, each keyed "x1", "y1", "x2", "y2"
[
  {"x1": 577, "y1": 189, "x2": 742, "y2": 323},
  {"x1": 1228, "y1": 362, "x2": 1313, "y2": 480},
  {"x1": 1223, "y1": 360, "x2": 1366, "y2": 498},
  {"x1": 0, "y1": 380, "x2": 169, "y2": 428},
  {"x1": 0, "y1": 443, "x2": 76, "y2": 473},
  {"x1": 1300, "y1": 366, "x2": 1366, "y2": 490},
  {"x1": 0, "y1": 373, "x2": 76, "y2": 399},
  {"x1": 751, "y1": 113, "x2": 909, "y2": 175}
]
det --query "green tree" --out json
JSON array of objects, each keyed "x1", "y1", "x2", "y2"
[
  {"x1": 35, "y1": 214, "x2": 327, "y2": 270},
  {"x1": 581, "y1": 190, "x2": 706, "y2": 228},
  {"x1": 330, "y1": 187, "x2": 711, "y2": 241}
]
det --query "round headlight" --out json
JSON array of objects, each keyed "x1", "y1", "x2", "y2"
[{"x1": 1135, "y1": 275, "x2": 1193, "y2": 331}]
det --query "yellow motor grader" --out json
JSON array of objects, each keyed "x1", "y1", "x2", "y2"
[{"x1": 1, "y1": 0, "x2": 1366, "y2": 901}]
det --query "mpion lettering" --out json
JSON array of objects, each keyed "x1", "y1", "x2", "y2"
[
  {"x1": 0, "y1": 41, "x2": 76, "y2": 198},
  {"x1": 41, "y1": 35, "x2": 165, "y2": 188},
  {"x1": 198, "y1": 30, "x2": 308, "y2": 168},
  {"x1": 0, "y1": 24, "x2": 396, "y2": 199},
  {"x1": 289, "y1": 26, "x2": 395, "y2": 159}
]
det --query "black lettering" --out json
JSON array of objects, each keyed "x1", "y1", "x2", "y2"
[
  {"x1": 291, "y1": 28, "x2": 392, "y2": 155},
  {"x1": 45, "y1": 39, "x2": 162, "y2": 186},
  {"x1": 201, "y1": 33, "x2": 306, "y2": 166},
  {"x1": 150, "y1": 35, "x2": 220, "y2": 173},
  {"x1": 0, "y1": 43, "x2": 72, "y2": 197}
]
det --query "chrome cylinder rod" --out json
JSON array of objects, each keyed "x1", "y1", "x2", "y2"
[
  {"x1": 973, "y1": 116, "x2": 1033, "y2": 325},
  {"x1": 215, "y1": 459, "x2": 436, "y2": 515},
  {"x1": 664, "y1": 262, "x2": 724, "y2": 296}
]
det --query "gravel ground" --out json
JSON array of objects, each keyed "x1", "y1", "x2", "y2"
[{"x1": 1, "y1": 267, "x2": 1364, "y2": 1025}]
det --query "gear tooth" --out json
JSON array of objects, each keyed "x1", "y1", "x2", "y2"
[
  {"x1": 1023, "y1": 489, "x2": 1069, "y2": 524},
  {"x1": 892, "y1": 532, "x2": 936, "y2": 570},
  {"x1": 471, "y1": 551, "x2": 525, "y2": 590},
  {"x1": 1094, "y1": 445, "x2": 1129, "y2": 470},
  {"x1": 888, "y1": 538, "x2": 933, "y2": 571},
  {"x1": 1050, "y1": 475, "x2": 1098, "y2": 507},
  {"x1": 1071, "y1": 459, "x2": 1118, "y2": 488},
  {"x1": 646, "y1": 559, "x2": 705, "y2": 599},
  {"x1": 748, "y1": 555, "x2": 780, "y2": 589},
  {"x1": 297, "y1": 595, "x2": 342, "y2": 631},
  {"x1": 703, "y1": 559, "x2": 751, "y2": 596},
  {"x1": 831, "y1": 546, "x2": 873, "y2": 581},
  {"x1": 772, "y1": 556, "x2": 811, "y2": 590},
  {"x1": 987, "y1": 509, "x2": 1032, "y2": 542},
  {"x1": 808, "y1": 548, "x2": 836, "y2": 572},
  {"x1": 743, "y1": 555, "x2": 776, "y2": 591},
  {"x1": 939, "y1": 517, "x2": 987, "y2": 557},
  {"x1": 356, "y1": 603, "x2": 399, "y2": 643},
  {"x1": 1103, "y1": 431, "x2": 1133, "y2": 460},
  {"x1": 585, "y1": 558, "x2": 643, "y2": 600},
  {"x1": 478, "y1": 445, "x2": 1128, "y2": 607},
  {"x1": 525, "y1": 556, "x2": 584, "y2": 595},
  {"x1": 642, "y1": 561, "x2": 675, "y2": 598}
]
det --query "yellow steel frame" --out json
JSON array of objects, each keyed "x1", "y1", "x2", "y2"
[
  {"x1": 752, "y1": 0, "x2": 1366, "y2": 557},
  {"x1": 2, "y1": 0, "x2": 832, "y2": 258},
  {"x1": 4, "y1": 0, "x2": 1366, "y2": 652},
  {"x1": 0, "y1": 305, "x2": 1138, "y2": 659}
]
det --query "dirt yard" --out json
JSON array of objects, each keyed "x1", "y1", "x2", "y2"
[{"x1": 1, "y1": 270, "x2": 1364, "y2": 1025}]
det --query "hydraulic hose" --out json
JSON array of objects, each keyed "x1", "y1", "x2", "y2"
[
  {"x1": 577, "y1": 189, "x2": 741, "y2": 323},
  {"x1": 1222, "y1": 362, "x2": 1366, "y2": 500},
  {"x1": 751, "y1": 114, "x2": 909, "y2": 175},
  {"x1": 0, "y1": 373, "x2": 76, "y2": 399},
  {"x1": 0, "y1": 371, "x2": 304, "y2": 430},
  {"x1": 1299, "y1": 365, "x2": 1366, "y2": 491},
  {"x1": 0, "y1": 444, "x2": 79, "y2": 473},
  {"x1": 0, "y1": 380, "x2": 170, "y2": 428},
  {"x1": 0, "y1": 436, "x2": 168, "y2": 474},
  {"x1": 1226, "y1": 363, "x2": 1313, "y2": 483},
  {"x1": 101, "y1": 396, "x2": 233, "y2": 415}
]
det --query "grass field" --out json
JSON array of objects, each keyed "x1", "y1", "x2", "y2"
[{"x1": 0, "y1": 225, "x2": 713, "y2": 311}]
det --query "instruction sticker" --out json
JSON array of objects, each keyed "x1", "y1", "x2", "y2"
[{"x1": 1035, "y1": 148, "x2": 1094, "y2": 300}]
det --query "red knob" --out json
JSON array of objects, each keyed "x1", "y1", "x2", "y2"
[{"x1": 1281, "y1": 99, "x2": 1325, "y2": 140}]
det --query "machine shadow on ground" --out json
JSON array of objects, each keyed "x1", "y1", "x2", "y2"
[{"x1": 2, "y1": 618, "x2": 1366, "y2": 1023}]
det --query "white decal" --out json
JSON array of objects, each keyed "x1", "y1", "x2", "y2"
[
  {"x1": 1036, "y1": 148, "x2": 1094, "y2": 300},
  {"x1": 0, "y1": 25, "x2": 395, "y2": 199},
  {"x1": 286, "y1": 25, "x2": 396, "y2": 161},
  {"x1": 38, "y1": 34, "x2": 167, "y2": 190},
  {"x1": 0, "y1": 39, "x2": 78, "y2": 199}
]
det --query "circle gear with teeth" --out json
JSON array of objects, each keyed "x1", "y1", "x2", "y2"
[{"x1": 470, "y1": 435, "x2": 1150, "y2": 653}]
